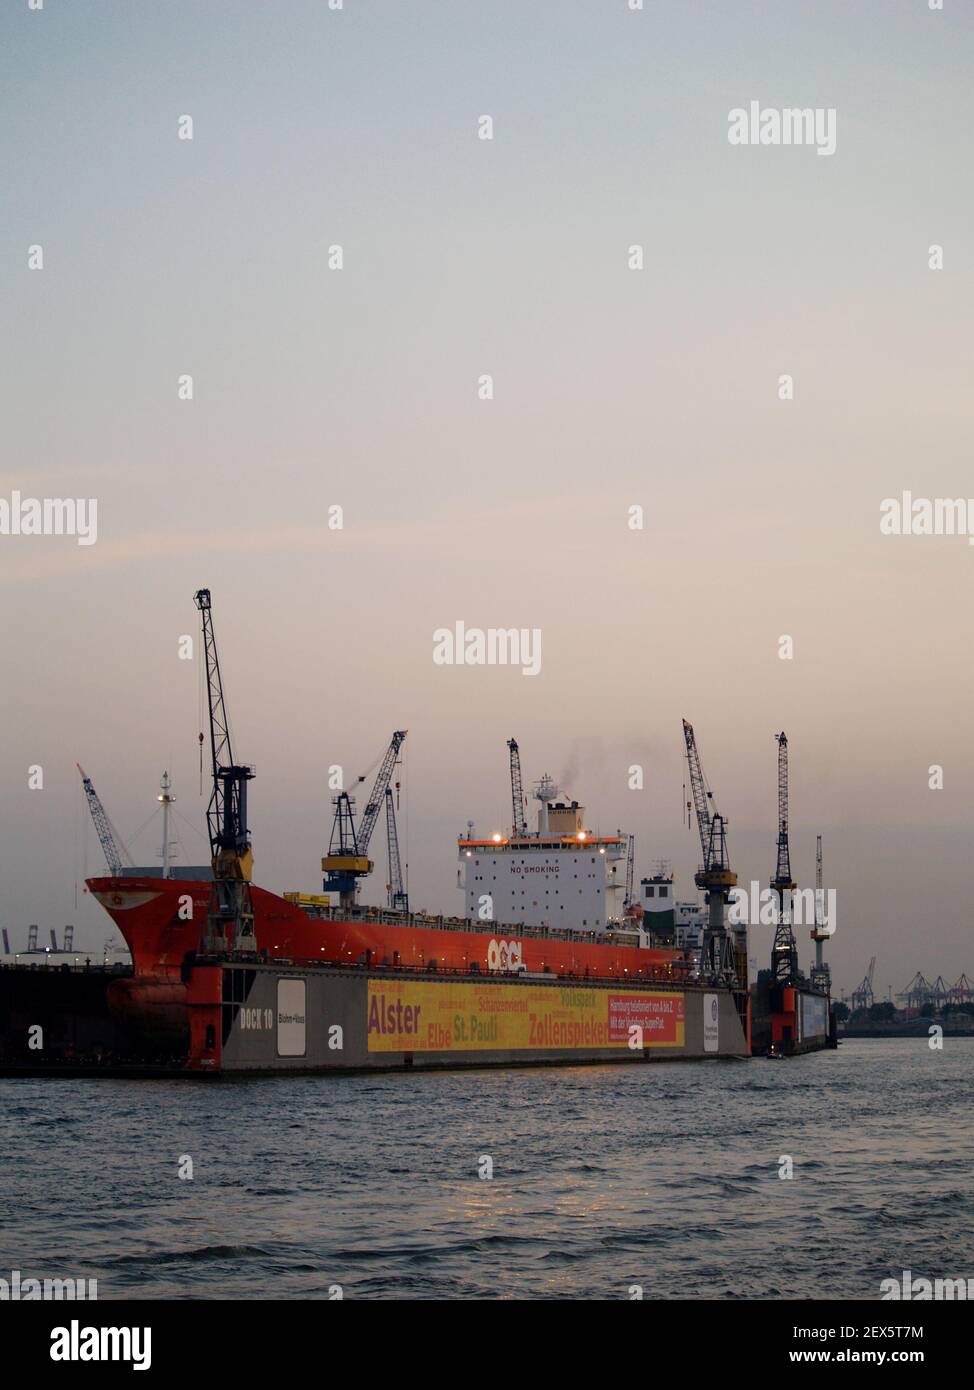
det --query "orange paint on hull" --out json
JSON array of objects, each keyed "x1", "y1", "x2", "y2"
[{"x1": 87, "y1": 876, "x2": 689, "y2": 984}]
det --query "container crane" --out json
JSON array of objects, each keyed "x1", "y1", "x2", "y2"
[
  {"x1": 194, "y1": 588, "x2": 255, "y2": 954},
  {"x1": 77, "y1": 764, "x2": 133, "y2": 876},
  {"x1": 322, "y1": 730, "x2": 407, "y2": 909},
  {"x1": 385, "y1": 787, "x2": 408, "y2": 912},
  {"x1": 770, "y1": 732, "x2": 799, "y2": 984},
  {"x1": 950, "y1": 974, "x2": 973, "y2": 1005},
  {"x1": 682, "y1": 718, "x2": 738, "y2": 983},
  {"x1": 507, "y1": 738, "x2": 528, "y2": 837},
  {"x1": 851, "y1": 957, "x2": 876, "y2": 1011}
]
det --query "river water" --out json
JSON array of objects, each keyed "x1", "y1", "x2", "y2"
[{"x1": 1, "y1": 1038, "x2": 970, "y2": 1299}]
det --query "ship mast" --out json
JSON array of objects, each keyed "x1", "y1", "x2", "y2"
[{"x1": 158, "y1": 771, "x2": 176, "y2": 879}]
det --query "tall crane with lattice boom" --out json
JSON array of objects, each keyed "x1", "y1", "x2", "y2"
[
  {"x1": 194, "y1": 588, "x2": 255, "y2": 954},
  {"x1": 507, "y1": 738, "x2": 528, "y2": 837},
  {"x1": 682, "y1": 718, "x2": 738, "y2": 983},
  {"x1": 76, "y1": 764, "x2": 133, "y2": 877},
  {"x1": 851, "y1": 956, "x2": 876, "y2": 1011},
  {"x1": 385, "y1": 787, "x2": 408, "y2": 912},
  {"x1": 323, "y1": 730, "x2": 407, "y2": 909},
  {"x1": 770, "y1": 732, "x2": 799, "y2": 984},
  {"x1": 809, "y1": 834, "x2": 831, "y2": 994}
]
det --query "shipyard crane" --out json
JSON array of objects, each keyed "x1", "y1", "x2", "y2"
[
  {"x1": 809, "y1": 834, "x2": 831, "y2": 994},
  {"x1": 950, "y1": 974, "x2": 973, "y2": 1005},
  {"x1": 770, "y1": 732, "x2": 799, "y2": 985},
  {"x1": 385, "y1": 787, "x2": 408, "y2": 913},
  {"x1": 507, "y1": 738, "x2": 529, "y2": 837},
  {"x1": 77, "y1": 764, "x2": 133, "y2": 876},
  {"x1": 897, "y1": 971, "x2": 933, "y2": 1014},
  {"x1": 851, "y1": 957, "x2": 876, "y2": 1011},
  {"x1": 194, "y1": 588, "x2": 255, "y2": 953},
  {"x1": 682, "y1": 719, "x2": 738, "y2": 983},
  {"x1": 322, "y1": 730, "x2": 408, "y2": 909}
]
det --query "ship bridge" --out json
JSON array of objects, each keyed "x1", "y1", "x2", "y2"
[{"x1": 458, "y1": 799, "x2": 627, "y2": 932}]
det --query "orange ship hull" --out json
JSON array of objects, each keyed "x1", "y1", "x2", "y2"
[{"x1": 87, "y1": 876, "x2": 688, "y2": 983}]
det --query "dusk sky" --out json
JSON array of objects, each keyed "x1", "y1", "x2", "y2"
[{"x1": 1, "y1": 0, "x2": 972, "y2": 1001}]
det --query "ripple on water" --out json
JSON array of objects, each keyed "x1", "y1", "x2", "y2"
[{"x1": 2, "y1": 1040, "x2": 974, "y2": 1299}]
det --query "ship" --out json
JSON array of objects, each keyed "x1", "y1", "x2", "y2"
[
  {"x1": 1, "y1": 592, "x2": 832, "y2": 1075},
  {"x1": 86, "y1": 773, "x2": 753, "y2": 1069}
]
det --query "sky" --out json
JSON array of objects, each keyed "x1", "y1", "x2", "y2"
[{"x1": 1, "y1": 0, "x2": 972, "y2": 1001}]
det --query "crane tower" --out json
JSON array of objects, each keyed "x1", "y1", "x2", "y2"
[
  {"x1": 770, "y1": 732, "x2": 799, "y2": 985},
  {"x1": 194, "y1": 588, "x2": 255, "y2": 954},
  {"x1": 682, "y1": 719, "x2": 739, "y2": 983}
]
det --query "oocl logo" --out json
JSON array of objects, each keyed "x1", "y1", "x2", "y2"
[{"x1": 487, "y1": 938, "x2": 523, "y2": 973}]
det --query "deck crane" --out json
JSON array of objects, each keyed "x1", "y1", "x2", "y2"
[
  {"x1": 76, "y1": 764, "x2": 133, "y2": 876},
  {"x1": 194, "y1": 588, "x2": 255, "y2": 954},
  {"x1": 809, "y1": 834, "x2": 831, "y2": 993},
  {"x1": 507, "y1": 739, "x2": 528, "y2": 837},
  {"x1": 385, "y1": 787, "x2": 408, "y2": 912},
  {"x1": 322, "y1": 730, "x2": 407, "y2": 909},
  {"x1": 682, "y1": 719, "x2": 738, "y2": 983},
  {"x1": 770, "y1": 732, "x2": 799, "y2": 984}
]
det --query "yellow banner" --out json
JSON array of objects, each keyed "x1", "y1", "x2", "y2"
[{"x1": 367, "y1": 979, "x2": 685, "y2": 1052}]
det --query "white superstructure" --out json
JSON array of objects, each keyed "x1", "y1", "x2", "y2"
[{"x1": 458, "y1": 784, "x2": 627, "y2": 931}]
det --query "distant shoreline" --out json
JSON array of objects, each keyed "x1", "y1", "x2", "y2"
[{"x1": 839, "y1": 1024, "x2": 974, "y2": 1039}]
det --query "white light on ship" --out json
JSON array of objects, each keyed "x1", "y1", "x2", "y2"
[
  {"x1": 599, "y1": 848, "x2": 605, "y2": 855},
  {"x1": 577, "y1": 832, "x2": 585, "y2": 840},
  {"x1": 492, "y1": 833, "x2": 502, "y2": 842}
]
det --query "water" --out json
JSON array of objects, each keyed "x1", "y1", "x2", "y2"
[{"x1": 1, "y1": 1039, "x2": 970, "y2": 1300}]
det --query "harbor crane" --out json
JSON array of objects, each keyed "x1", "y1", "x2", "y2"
[
  {"x1": 682, "y1": 719, "x2": 738, "y2": 983},
  {"x1": 951, "y1": 974, "x2": 973, "y2": 1005},
  {"x1": 194, "y1": 588, "x2": 255, "y2": 954},
  {"x1": 323, "y1": 730, "x2": 407, "y2": 909},
  {"x1": 770, "y1": 732, "x2": 799, "y2": 984},
  {"x1": 897, "y1": 971, "x2": 935, "y2": 1013},
  {"x1": 507, "y1": 738, "x2": 528, "y2": 837},
  {"x1": 77, "y1": 764, "x2": 133, "y2": 876},
  {"x1": 809, "y1": 834, "x2": 831, "y2": 993},
  {"x1": 851, "y1": 957, "x2": 877, "y2": 1011},
  {"x1": 385, "y1": 787, "x2": 408, "y2": 912}
]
